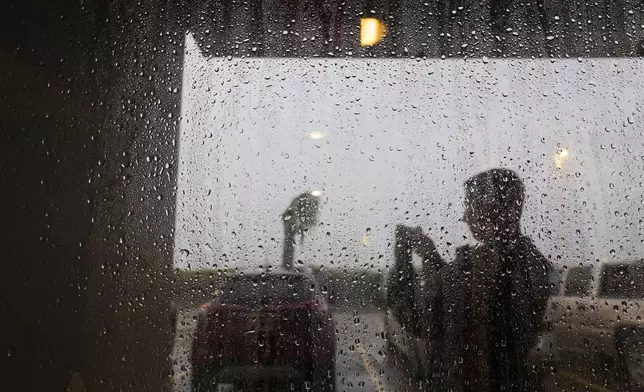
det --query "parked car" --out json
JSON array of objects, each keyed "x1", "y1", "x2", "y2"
[
  {"x1": 191, "y1": 270, "x2": 336, "y2": 391},
  {"x1": 532, "y1": 260, "x2": 644, "y2": 390}
]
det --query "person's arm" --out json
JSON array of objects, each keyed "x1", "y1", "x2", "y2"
[{"x1": 406, "y1": 226, "x2": 446, "y2": 270}]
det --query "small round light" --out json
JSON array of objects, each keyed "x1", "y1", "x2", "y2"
[{"x1": 309, "y1": 131, "x2": 324, "y2": 139}]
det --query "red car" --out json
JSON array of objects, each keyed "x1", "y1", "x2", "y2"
[{"x1": 191, "y1": 271, "x2": 336, "y2": 391}]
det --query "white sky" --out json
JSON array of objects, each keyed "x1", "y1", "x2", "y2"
[{"x1": 174, "y1": 33, "x2": 644, "y2": 271}]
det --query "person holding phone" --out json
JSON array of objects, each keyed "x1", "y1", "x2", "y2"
[{"x1": 402, "y1": 168, "x2": 553, "y2": 392}]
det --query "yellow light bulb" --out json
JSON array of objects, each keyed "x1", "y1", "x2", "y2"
[{"x1": 360, "y1": 18, "x2": 386, "y2": 47}]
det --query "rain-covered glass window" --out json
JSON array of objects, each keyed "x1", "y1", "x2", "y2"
[
  {"x1": 563, "y1": 266, "x2": 594, "y2": 297},
  {"x1": 2, "y1": 0, "x2": 644, "y2": 391}
]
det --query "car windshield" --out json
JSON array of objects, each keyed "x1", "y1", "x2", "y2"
[
  {"x1": 563, "y1": 266, "x2": 594, "y2": 297},
  {"x1": 220, "y1": 274, "x2": 314, "y2": 305}
]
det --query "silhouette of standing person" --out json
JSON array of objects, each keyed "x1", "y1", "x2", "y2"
[
  {"x1": 281, "y1": 192, "x2": 320, "y2": 270},
  {"x1": 407, "y1": 168, "x2": 553, "y2": 392}
]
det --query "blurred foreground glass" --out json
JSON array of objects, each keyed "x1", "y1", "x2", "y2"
[{"x1": 2, "y1": 1, "x2": 644, "y2": 392}]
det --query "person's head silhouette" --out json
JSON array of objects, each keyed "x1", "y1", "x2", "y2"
[{"x1": 462, "y1": 168, "x2": 525, "y2": 244}]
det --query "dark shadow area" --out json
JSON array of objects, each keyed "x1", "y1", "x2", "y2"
[
  {"x1": 1, "y1": 0, "x2": 183, "y2": 390},
  {"x1": 1, "y1": 1, "x2": 107, "y2": 389},
  {"x1": 185, "y1": 0, "x2": 643, "y2": 58}
]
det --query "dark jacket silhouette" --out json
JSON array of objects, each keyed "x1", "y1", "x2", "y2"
[{"x1": 412, "y1": 168, "x2": 553, "y2": 391}]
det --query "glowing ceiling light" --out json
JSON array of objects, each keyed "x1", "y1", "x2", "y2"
[
  {"x1": 311, "y1": 190, "x2": 322, "y2": 197},
  {"x1": 309, "y1": 131, "x2": 324, "y2": 139},
  {"x1": 360, "y1": 18, "x2": 386, "y2": 47}
]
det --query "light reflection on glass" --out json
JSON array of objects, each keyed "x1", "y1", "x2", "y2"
[{"x1": 555, "y1": 148, "x2": 570, "y2": 169}]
